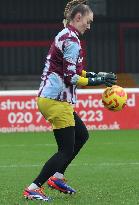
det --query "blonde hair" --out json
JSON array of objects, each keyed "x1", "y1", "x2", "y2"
[{"x1": 63, "y1": 0, "x2": 91, "y2": 27}]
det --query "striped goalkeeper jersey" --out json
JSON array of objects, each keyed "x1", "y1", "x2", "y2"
[{"x1": 38, "y1": 25, "x2": 84, "y2": 104}]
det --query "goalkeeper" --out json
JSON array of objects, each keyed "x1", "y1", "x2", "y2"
[{"x1": 23, "y1": 0, "x2": 117, "y2": 202}]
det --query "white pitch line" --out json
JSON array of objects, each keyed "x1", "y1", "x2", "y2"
[
  {"x1": 0, "y1": 164, "x2": 41, "y2": 168},
  {"x1": 0, "y1": 162, "x2": 139, "y2": 169},
  {"x1": 0, "y1": 142, "x2": 137, "y2": 148},
  {"x1": 0, "y1": 144, "x2": 56, "y2": 147},
  {"x1": 71, "y1": 162, "x2": 139, "y2": 166}
]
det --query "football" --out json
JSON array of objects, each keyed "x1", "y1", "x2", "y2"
[{"x1": 102, "y1": 85, "x2": 127, "y2": 111}]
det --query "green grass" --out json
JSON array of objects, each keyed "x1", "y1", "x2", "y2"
[{"x1": 0, "y1": 130, "x2": 139, "y2": 205}]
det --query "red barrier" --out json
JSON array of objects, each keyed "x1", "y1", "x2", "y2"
[{"x1": 0, "y1": 89, "x2": 138, "y2": 132}]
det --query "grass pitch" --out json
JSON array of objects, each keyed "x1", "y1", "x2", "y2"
[{"x1": 0, "y1": 130, "x2": 139, "y2": 205}]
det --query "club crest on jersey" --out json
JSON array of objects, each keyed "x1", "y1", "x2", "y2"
[{"x1": 78, "y1": 57, "x2": 83, "y2": 63}]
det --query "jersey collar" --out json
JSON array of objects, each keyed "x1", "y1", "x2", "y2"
[{"x1": 67, "y1": 25, "x2": 79, "y2": 36}]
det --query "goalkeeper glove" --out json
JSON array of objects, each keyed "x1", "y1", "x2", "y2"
[
  {"x1": 88, "y1": 72, "x2": 117, "y2": 87},
  {"x1": 97, "y1": 72, "x2": 116, "y2": 78},
  {"x1": 85, "y1": 71, "x2": 117, "y2": 81}
]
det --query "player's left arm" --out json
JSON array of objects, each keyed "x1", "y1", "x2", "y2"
[
  {"x1": 63, "y1": 39, "x2": 117, "y2": 87},
  {"x1": 63, "y1": 38, "x2": 89, "y2": 86}
]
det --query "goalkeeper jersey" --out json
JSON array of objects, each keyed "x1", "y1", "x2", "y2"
[{"x1": 38, "y1": 25, "x2": 84, "y2": 104}]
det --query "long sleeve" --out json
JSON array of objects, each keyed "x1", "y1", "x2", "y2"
[{"x1": 63, "y1": 38, "x2": 89, "y2": 86}]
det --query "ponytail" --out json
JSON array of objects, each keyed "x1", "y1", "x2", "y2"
[{"x1": 63, "y1": 0, "x2": 91, "y2": 27}]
